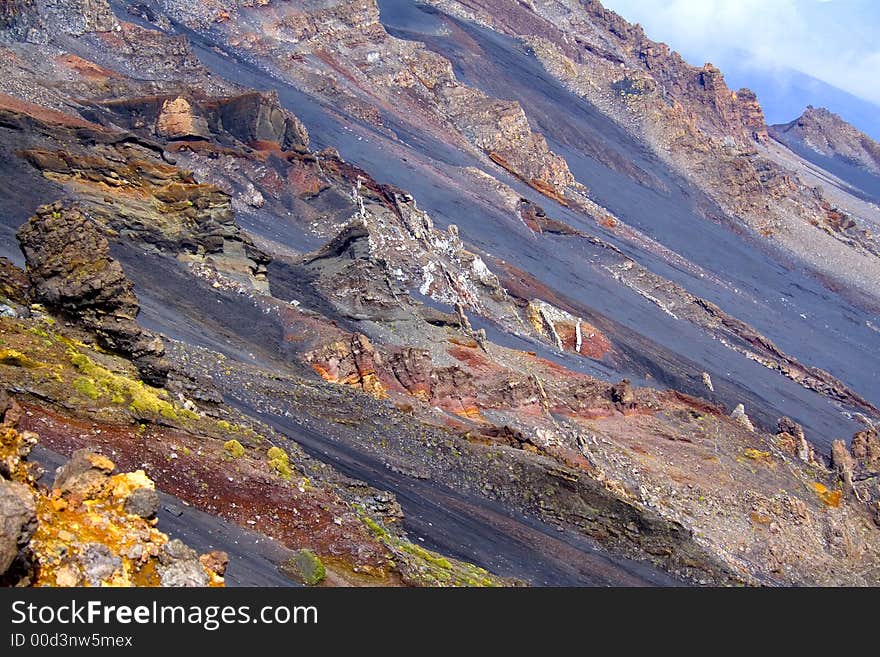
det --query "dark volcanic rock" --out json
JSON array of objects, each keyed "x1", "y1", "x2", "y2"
[
  {"x1": 99, "y1": 91, "x2": 310, "y2": 152},
  {"x1": 217, "y1": 92, "x2": 309, "y2": 151},
  {"x1": 123, "y1": 486, "x2": 160, "y2": 520},
  {"x1": 17, "y1": 202, "x2": 170, "y2": 385}
]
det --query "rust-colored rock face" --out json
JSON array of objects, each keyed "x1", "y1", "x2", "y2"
[{"x1": 155, "y1": 96, "x2": 210, "y2": 140}]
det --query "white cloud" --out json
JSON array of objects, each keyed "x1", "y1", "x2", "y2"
[{"x1": 602, "y1": 0, "x2": 880, "y2": 105}]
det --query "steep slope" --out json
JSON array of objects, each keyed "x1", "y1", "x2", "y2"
[
  {"x1": 0, "y1": 0, "x2": 878, "y2": 586},
  {"x1": 424, "y1": 0, "x2": 880, "y2": 295}
]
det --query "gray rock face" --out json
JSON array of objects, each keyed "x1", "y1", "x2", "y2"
[
  {"x1": 157, "y1": 539, "x2": 209, "y2": 587},
  {"x1": 0, "y1": 0, "x2": 118, "y2": 41},
  {"x1": 0, "y1": 478, "x2": 37, "y2": 576},
  {"x1": 217, "y1": 92, "x2": 310, "y2": 152},
  {"x1": 123, "y1": 487, "x2": 160, "y2": 520}
]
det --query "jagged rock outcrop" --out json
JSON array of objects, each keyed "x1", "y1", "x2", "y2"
[
  {"x1": 776, "y1": 416, "x2": 814, "y2": 464},
  {"x1": 0, "y1": 0, "x2": 117, "y2": 40},
  {"x1": 427, "y1": 0, "x2": 880, "y2": 295},
  {"x1": 100, "y1": 91, "x2": 310, "y2": 152},
  {"x1": 0, "y1": 0, "x2": 878, "y2": 588},
  {"x1": 17, "y1": 202, "x2": 170, "y2": 385},
  {"x1": 851, "y1": 428, "x2": 880, "y2": 472},
  {"x1": 158, "y1": 0, "x2": 581, "y2": 203},
  {"x1": 2, "y1": 99, "x2": 272, "y2": 292},
  {"x1": 0, "y1": 0, "x2": 37, "y2": 39},
  {"x1": 831, "y1": 428, "x2": 880, "y2": 524},
  {"x1": 771, "y1": 106, "x2": 880, "y2": 175}
]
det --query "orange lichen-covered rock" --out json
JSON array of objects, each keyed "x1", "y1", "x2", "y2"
[{"x1": 0, "y1": 394, "x2": 224, "y2": 587}]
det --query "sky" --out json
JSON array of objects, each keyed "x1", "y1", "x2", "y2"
[{"x1": 602, "y1": 0, "x2": 880, "y2": 135}]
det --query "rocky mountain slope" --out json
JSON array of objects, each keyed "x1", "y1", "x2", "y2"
[
  {"x1": 771, "y1": 106, "x2": 880, "y2": 176},
  {"x1": 0, "y1": 0, "x2": 878, "y2": 586}
]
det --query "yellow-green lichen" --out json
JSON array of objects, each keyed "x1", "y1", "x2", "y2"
[
  {"x1": 267, "y1": 445, "x2": 292, "y2": 480},
  {"x1": 73, "y1": 376, "x2": 100, "y2": 400},
  {"x1": 354, "y1": 505, "x2": 498, "y2": 587},
  {"x1": 68, "y1": 350, "x2": 198, "y2": 421},
  {"x1": 223, "y1": 439, "x2": 245, "y2": 459},
  {"x1": 0, "y1": 348, "x2": 44, "y2": 368}
]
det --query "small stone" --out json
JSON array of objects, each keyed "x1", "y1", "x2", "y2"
[
  {"x1": 160, "y1": 538, "x2": 198, "y2": 565},
  {"x1": 56, "y1": 529, "x2": 75, "y2": 543},
  {"x1": 163, "y1": 504, "x2": 183, "y2": 517},
  {"x1": 158, "y1": 558, "x2": 210, "y2": 587},
  {"x1": 199, "y1": 550, "x2": 228, "y2": 577},
  {"x1": 54, "y1": 563, "x2": 82, "y2": 587},
  {"x1": 157, "y1": 539, "x2": 209, "y2": 587},
  {"x1": 79, "y1": 543, "x2": 122, "y2": 585}
]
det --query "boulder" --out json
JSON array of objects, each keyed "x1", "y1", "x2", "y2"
[
  {"x1": 53, "y1": 449, "x2": 114, "y2": 499},
  {"x1": 610, "y1": 379, "x2": 635, "y2": 408},
  {"x1": 123, "y1": 486, "x2": 160, "y2": 520},
  {"x1": 17, "y1": 202, "x2": 170, "y2": 385},
  {"x1": 0, "y1": 478, "x2": 36, "y2": 576}
]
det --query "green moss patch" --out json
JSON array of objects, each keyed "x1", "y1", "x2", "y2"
[
  {"x1": 68, "y1": 350, "x2": 198, "y2": 421},
  {"x1": 279, "y1": 549, "x2": 326, "y2": 586}
]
